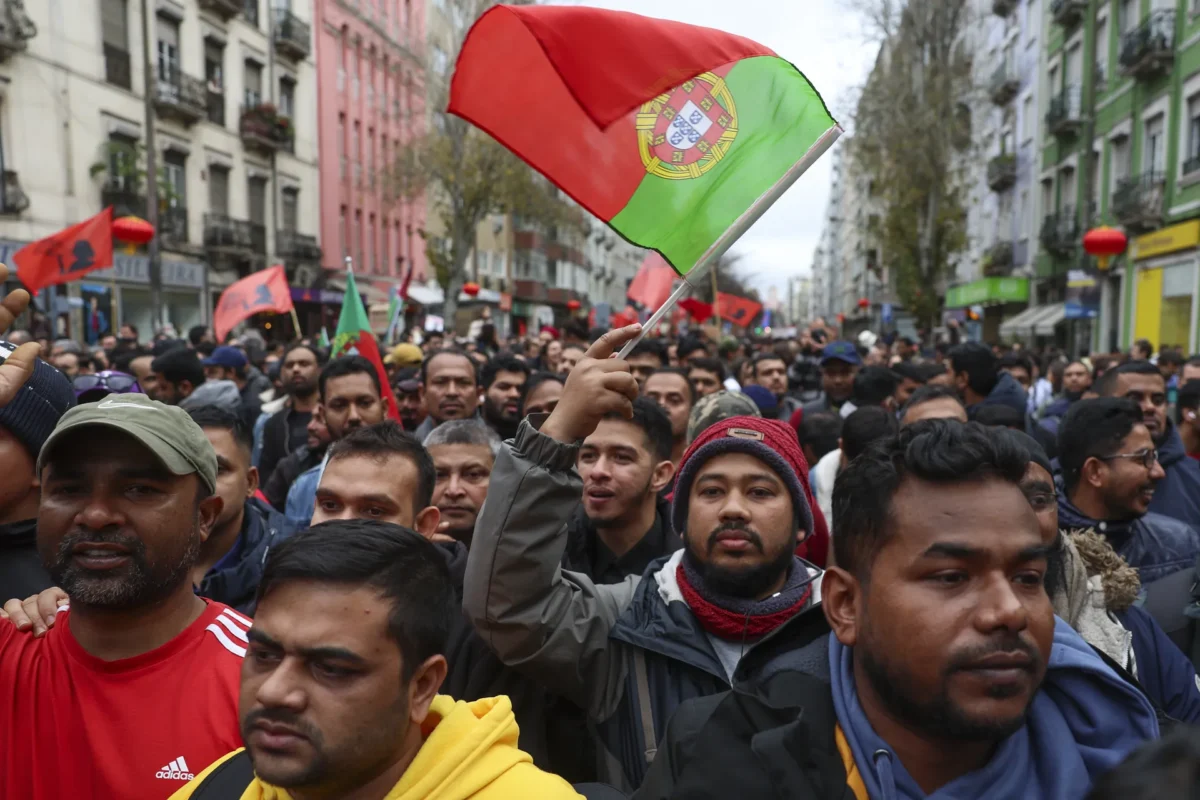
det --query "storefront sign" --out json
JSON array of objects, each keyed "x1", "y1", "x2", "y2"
[
  {"x1": 0, "y1": 238, "x2": 205, "y2": 288},
  {"x1": 1064, "y1": 270, "x2": 1099, "y2": 319},
  {"x1": 290, "y1": 287, "x2": 345, "y2": 304},
  {"x1": 944, "y1": 277, "x2": 1029, "y2": 309},
  {"x1": 1132, "y1": 220, "x2": 1200, "y2": 261}
]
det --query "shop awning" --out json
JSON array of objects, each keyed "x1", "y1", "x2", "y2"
[
  {"x1": 1033, "y1": 303, "x2": 1067, "y2": 336},
  {"x1": 944, "y1": 277, "x2": 1029, "y2": 309},
  {"x1": 406, "y1": 285, "x2": 445, "y2": 306},
  {"x1": 999, "y1": 305, "x2": 1044, "y2": 338}
]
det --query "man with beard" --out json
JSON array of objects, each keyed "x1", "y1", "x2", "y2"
[
  {"x1": 168, "y1": 521, "x2": 581, "y2": 799},
  {"x1": 0, "y1": 395, "x2": 245, "y2": 799},
  {"x1": 392, "y1": 367, "x2": 427, "y2": 431},
  {"x1": 800, "y1": 341, "x2": 861, "y2": 418},
  {"x1": 415, "y1": 349, "x2": 480, "y2": 441},
  {"x1": 425, "y1": 420, "x2": 499, "y2": 548},
  {"x1": 1096, "y1": 360, "x2": 1200, "y2": 528},
  {"x1": 643, "y1": 368, "x2": 695, "y2": 467},
  {"x1": 480, "y1": 355, "x2": 529, "y2": 439},
  {"x1": 636, "y1": 420, "x2": 1159, "y2": 799},
  {"x1": 262, "y1": 410, "x2": 331, "y2": 511},
  {"x1": 284, "y1": 356, "x2": 387, "y2": 527},
  {"x1": 257, "y1": 344, "x2": 323, "y2": 487},
  {"x1": 464, "y1": 325, "x2": 826, "y2": 791},
  {"x1": 1033, "y1": 360, "x2": 1092, "y2": 454}
]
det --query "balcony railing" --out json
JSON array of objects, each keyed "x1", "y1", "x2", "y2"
[
  {"x1": 273, "y1": 9, "x2": 310, "y2": 60},
  {"x1": 276, "y1": 229, "x2": 322, "y2": 262},
  {"x1": 104, "y1": 43, "x2": 131, "y2": 90},
  {"x1": 1112, "y1": 172, "x2": 1165, "y2": 233},
  {"x1": 1040, "y1": 209, "x2": 1079, "y2": 258},
  {"x1": 992, "y1": 0, "x2": 1016, "y2": 17},
  {"x1": 0, "y1": 0, "x2": 37, "y2": 61},
  {"x1": 154, "y1": 69, "x2": 206, "y2": 125},
  {"x1": 0, "y1": 170, "x2": 28, "y2": 214},
  {"x1": 100, "y1": 183, "x2": 146, "y2": 218},
  {"x1": 204, "y1": 212, "x2": 254, "y2": 253},
  {"x1": 1046, "y1": 87, "x2": 1082, "y2": 138},
  {"x1": 206, "y1": 88, "x2": 225, "y2": 126},
  {"x1": 1120, "y1": 10, "x2": 1175, "y2": 81},
  {"x1": 987, "y1": 154, "x2": 1017, "y2": 192},
  {"x1": 160, "y1": 205, "x2": 188, "y2": 250},
  {"x1": 239, "y1": 104, "x2": 293, "y2": 153},
  {"x1": 984, "y1": 240, "x2": 1014, "y2": 276},
  {"x1": 1050, "y1": 0, "x2": 1086, "y2": 27},
  {"x1": 249, "y1": 222, "x2": 267, "y2": 255},
  {"x1": 197, "y1": 0, "x2": 240, "y2": 20},
  {"x1": 989, "y1": 62, "x2": 1019, "y2": 105}
]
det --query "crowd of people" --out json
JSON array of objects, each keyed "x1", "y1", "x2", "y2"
[{"x1": 2, "y1": 271, "x2": 1200, "y2": 797}]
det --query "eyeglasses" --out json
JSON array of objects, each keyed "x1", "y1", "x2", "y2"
[
  {"x1": 73, "y1": 373, "x2": 139, "y2": 396},
  {"x1": 1099, "y1": 449, "x2": 1159, "y2": 469}
]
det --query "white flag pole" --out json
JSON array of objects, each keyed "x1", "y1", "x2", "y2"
[{"x1": 615, "y1": 123, "x2": 843, "y2": 359}]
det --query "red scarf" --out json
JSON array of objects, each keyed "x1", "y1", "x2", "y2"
[{"x1": 676, "y1": 563, "x2": 812, "y2": 639}]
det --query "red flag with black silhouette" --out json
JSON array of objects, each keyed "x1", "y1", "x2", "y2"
[
  {"x1": 716, "y1": 291, "x2": 762, "y2": 327},
  {"x1": 13, "y1": 207, "x2": 114, "y2": 295},
  {"x1": 626, "y1": 252, "x2": 675, "y2": 310},
  {"x1": 213, "y1": 265, "x2": 293, "y2": 342}
]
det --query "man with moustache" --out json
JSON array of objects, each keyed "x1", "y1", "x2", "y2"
[
  {"x1": 479, "y1": 355, "x2": 530, "y2": 440},
  {"x1": 415, "y1": 349, "x2": 481, "y2": 442},
  {"x1": 257, "y1": 344, "x2": 323, "y2": 487},
  {"x1": 425, "y1": 420, "x2": 500, "y2": 548}
]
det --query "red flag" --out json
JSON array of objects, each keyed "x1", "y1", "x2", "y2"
[
  {"x1": 13, "y1": 208, "x2": 114, "y2": 294},
  {"x1": 214, "y1": 265, "x2": 293, "y2": 342},
  {"x1": 716, "y1": 291, "x2": 762, "y2": 327},
  {"x1": 626, "y1": 253, "x2": 675, "y2": 309},
  {"x1": 611, "y1": 305, "x2": 639, "y2": 328},
  {"x1": 678, "y1": 297, "x2": 713, "y2": 323},
  {"x1": 398, "y1": 260, "x2": 414, "y2": 301}
]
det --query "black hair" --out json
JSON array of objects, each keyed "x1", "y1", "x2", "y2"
[
  {"x1": 187, "y1": 404, "x2": 253, "y2": 455},
  {"x1": 1159, "y1": 349, "x2": 1184, "y2": 367},
  {"x1": 891, "y1": 361, "x2": 926, "y2": 384},
  {"x1": 973, "y1": 404, "x2": 1026, "y2": 430},
  {"x1": 319, "y1": 355, "x2": 382, "y2": 401},
  {"x1": 600, "y1": 396, "x2": 674, "y2": 462},
  {"x1": 948, "y1": 341, "x2": 999, "y2": 396},
  {"x1": 647, "y1": 367, "x2": 697, "y2": 404},
  {"x1": 111, "y1": 348, "x2": 149, "y2": 374},
  {"x1": 480, "y1": 354, "x2": 530, "y2": 390},
  {"x1": 186, "y1": 325, "x2": 209, "y2": 346},
  {"x1": 841, "y1": 406, "x2": 898, "y2": 462},
  {"x1": 1058, "y1": 398, "x2": 1143, "y2": 493},
  {"x1": 121, "y1": 322, "x2": 140, "y2": 337},
  {"x1": 999, "y1": 352, "x2": 1035, "y2": 377},
  {"x1": 519, "y1": 371, "x2": 565, "y2": 414},
  {"x1": 799, "y1": 412, "x2": 843, "y2": 463},
  {"x1": 195, "y1": 341, "x2": 217, "y2": 358},
  {"x1": 1094, "y1": 359, "x2": 1164, "y2": 397},
  {"x1": 833, "y1": 419, "x2": 1029, "y2": 578},
  {"x1": 282, "y1": 342, "x2": 327, "y2": 368},
  {"x1": 629, "y1": 339, "x2": 667, "y2": 366},
  {"x1": 852, "y1": 366, "x2": 898, "y2": 407},
  {"x1": 918, "y1": 362, "x2": 951, "y2": 383},
  {"x1": 1084, "y1": 725, "x2": 1200, "y2": 800},
  {"x1": 677, "y1": 337, "x2": 709, "y2": 362},
  {"x1": 151, "y1": 337, "x2": 187, "y2": 358},
  {"x1": 327, "y1": 420, "x2": 436, "y2": 509},
  {"x1": 420, "y1": 348, "x2": 478, "y2": 385},
  {"x1": 1179, "y1": 380, "x2": 1200, "y2": 423},
  {"x1": 687, "y1": 356, "x2": 727, "y2": 382},
  {"x1": 751, "y1": 350, "x2": 787, "y2": 377},
  {"x1": 150, "y1": 347, "x2": 205, "y2": 388},
  {"x1": 900, "y1": 384, "x2": 965, "y2": 417},
  {"x1": 257, "y1": 520, "x2": 455, "y2": 682}
]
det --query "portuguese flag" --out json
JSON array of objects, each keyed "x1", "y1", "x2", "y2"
[
  {"x1": 332, "y1": 272, "x2": 401, "y2": 422},
  {"x1": 448, "y1": 5, "x2": 840, "y2": 277}
]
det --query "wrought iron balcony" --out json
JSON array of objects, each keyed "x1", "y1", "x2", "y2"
[
  {"x1": 1112, "y1": 172, "x2": 1165, "y2": 233},
  {"x1": 154, "y1": 69, "x2": 206, "y2": 126},
  {"x1": 204, "y1": 212, "x2": 254, "y2": 254},
  {"x1": 239, "y1": 104, "x2": 293, "y2": 154},
  {"x1": 1039, "y1": 209, "x2": 1079, "y2": 258},
  {"x1": 992, "y1": 0, "x2": 1016, "y2": 17},
  {"x1": 1046, "y1": 87, "x2": 1082, "y2": 138},
  {"x1": 249, "y1": 222, "x2": 267, "y2": 255},
  {"x1": 197, "y1": 0, "x2": 241, "y2": 20},
  {"x1": 0, "y1": 0, "x2": 37, "y2": 61},
  {"x1": 1050, "y1": 0, "x2": 1086, "y2": 28},
  {"x1": 1120, "y1": 10, "x2": 1175, "y2": 81},
  {"x1": 276, "y1": 229, "x2": 322, "y2": 263},
  {"x1": 100, "y1": 183, "x2": 146, "y2": 218},
  {"x1": 160, "y1": 205, "x2": 189, "y2": 250},
  {"x1": 273, "y1": 9, "x2": 310, "y2": 61},
  {"x1": 989, "y1": 62, "x2": 1019, "y2": 105},
  {"x1": 0, "y1": 170, "x2": 27, "y2": 214},
  {"x1": 984, "y1": 240, "x2": 1014, "y2": 276},
  {"x1": 987, "y1": 153, "x2": 1017, "y2": 192},
  {"x1": 104, "y1": 44, "x2": 131, "y2": 90}
]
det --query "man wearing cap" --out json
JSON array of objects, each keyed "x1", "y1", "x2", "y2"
[
  {"x1": 202, "y1": 344, "x2": 269, "y2": 425},
  {"x1": 0, "y1": 394, "x2": 245, "y2": 799},
  {"x1": 152, "y1": 347, "x2": 242, "y2": 412},
  {"x1": 464, "y1": 326, "x2": 828, "y2": 792},
  {"x1": 800, "y1": 340, "x2": 861, "y2": 418},
  {"x1": 393, "y1": 367, "x2": 427, "y2": 432},
  {"x1": 0, "y1": 344, "x2": 76, "y2": 600},
  {"x1": 384, "y1": 342, "x2": 424, "y2": 378}
]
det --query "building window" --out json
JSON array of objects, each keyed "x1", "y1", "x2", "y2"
[
  {"x1": 1022, "y1": 95, "x2": 1034, "y2": 141},
  {"x1": 244, "y1": 61, "x2": 263, "y2": 108},
  {"x1": 279, "y1": 78, "x2": 296, "y2": 119},
  {"x1": 1145, "y1": 114, "x2": 1165, "y2": 176},
  {"x1": 244, "y1": 0, "x2": 259, "y2": 27},
  {"x1": 281, "y1": 188, "x2": 298, "y2": 232},
  {"x1": 1186, "y1": 96, "x2": 1200, "y2": 176},
  {"x1": 204, "y1": 41, "x2": 225, "y2": 125},
  {"x1": 352, "y1": 121, "x2": 360, "y2": 167},
  {"x1": 209, "y1": 165, "x2": 230, "y2": 215},
  {"x1": 162, "y1": 152, "x2": 186, "y2": 210},
  {"x1": 355, "y1": 209, "x2": 364, "y2": 267},
  {"x1": 367, "y1": 128, "x2": 375, "y2": 188},
  {"x1": 248, "y1": 178, "x2": 267, "y2": 225},
  {"x1": 339, "y1": 205, "x2": 348, "y2": 256},
  {"x1": 1118, "y1": 0, "x2": 1135, "y2": 34},
  {"x1": 338, "y1": 113, "x2": 347, "y2": 178},
  {"x1": 1111, "y1": 136, "x2": 1130, "y2": 192},
  {"x1": 368, "y1": 214, "x2": 376, "y2": 272},
  {"x1": 157, "y1": 16, "x2": 180, "y2": 83},
  {"x1": 106, "y1": 134, "x2": 138, "y2": 192},
  {"x1": 102, "y1": 0, "x2": 131, "y2": 89}
]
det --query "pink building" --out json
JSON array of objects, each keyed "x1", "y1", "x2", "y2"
[{"x1": 315, "y1": 0, "x2": 426, "y2": 286}]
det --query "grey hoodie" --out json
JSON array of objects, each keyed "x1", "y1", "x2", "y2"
[{"x1": 179, "y1": 379, "x2": 242, "y2": 411}]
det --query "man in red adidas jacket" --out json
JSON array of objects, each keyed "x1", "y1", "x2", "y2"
[{"x1": 0, "y1": 391, "x2": 245, "y2": 799}]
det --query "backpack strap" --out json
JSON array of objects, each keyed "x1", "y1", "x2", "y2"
[
  {"x1": 191, "y1": 750, "x2": 255, "y2": 800},
  {"x1": 632, "y1": 649, "x2": 658, "y2": 764}
]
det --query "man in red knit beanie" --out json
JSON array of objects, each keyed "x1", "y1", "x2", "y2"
[{"x1": 463, "y1": 325, "x2": 828, "y2": 792}]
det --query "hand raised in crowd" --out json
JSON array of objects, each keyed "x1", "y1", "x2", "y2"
[
  {"x1": 540, "y1": 324, "x2": 642, "y2": 445},
  {"x1": 0, "y1": 586, "x2": 69, "y2": 637},
  {"x1": 0, "y1": 263, "x2": 39, "y2": 407}
]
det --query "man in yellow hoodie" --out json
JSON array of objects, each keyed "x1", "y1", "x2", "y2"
[{"x1": 170, "y1": 519, "x2": 581, "y2": 800}]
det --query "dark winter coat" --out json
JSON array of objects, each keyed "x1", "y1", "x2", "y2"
[
  {"x1": 197, "y1": 498, "x2": 299, "y2": 615},
  {"x1": 0, "y1": 519, "x2": 51, "y2": 603},
  {"x1": 1148, "y1": 424, "x2": 1200, "y2": 529},
  {"x1": 969, "y1": 370, "x2": 1028, "y2": 419}
]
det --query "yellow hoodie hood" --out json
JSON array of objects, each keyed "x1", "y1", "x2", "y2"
[{"x1": 173, "y1": 695, "x2": 580, "y2": 800}]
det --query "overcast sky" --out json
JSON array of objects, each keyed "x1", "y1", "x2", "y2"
[{"x1": 578, "y1": 0, "x2": 877, "y2": 298}]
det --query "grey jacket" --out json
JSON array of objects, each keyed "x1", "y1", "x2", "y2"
[
  {"x1": 179, "y1": 379, "x2": 242, "y2": 411},
  {"x1": 464, "y1": 417, "x2": 822, "y2": 791}
]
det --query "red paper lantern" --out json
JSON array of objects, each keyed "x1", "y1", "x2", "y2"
[
  {"x1": 112, "y1": 215, "x2": 155, "y2": 254},
  {"x1": 462, "y1": 281, "x2": 480, "y2": 297},
  {"x1": 857, "y1": 297, "x2": 870, "y2": 309},
  {"x1": 1082, "y1": 226, "x2": 1128, "y2": 271},
  {"x1": 566, "y1": 299, "x2": 581, "y2": 311}
]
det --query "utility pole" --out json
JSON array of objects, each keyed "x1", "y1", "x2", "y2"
[
  {"x1": 267, "y1": 1, "x2": 280, "y2": 271},
  {"x1": 140, "y1": 0, "x2": 164, "y2": 333},
  {"x1": 1076, "y1": 4, "x2": 1099, "y2": 354}
]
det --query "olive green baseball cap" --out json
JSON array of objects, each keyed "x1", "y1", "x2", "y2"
[{"x1": 37, "y1": 393, "x2": 217, "y2": 494}]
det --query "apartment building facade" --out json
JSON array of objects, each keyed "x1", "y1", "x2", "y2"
[{"x1": 0, "y1": 0, "x2": 322, "y2": 340}]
